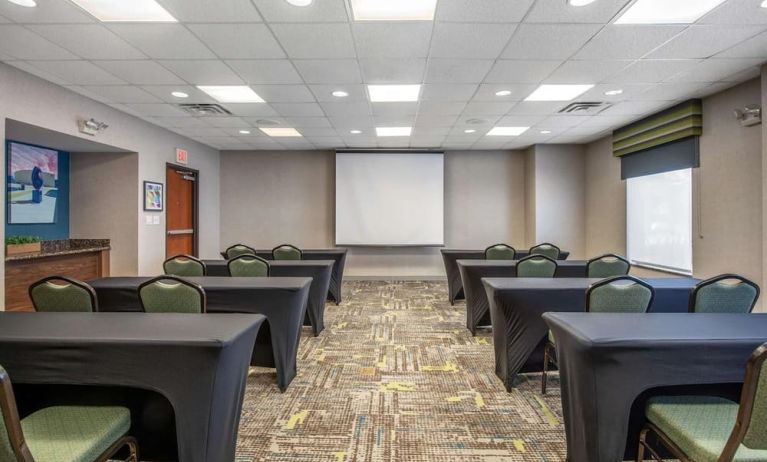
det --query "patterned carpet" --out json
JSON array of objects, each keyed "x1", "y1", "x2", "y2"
[{"x1": 236, "y1": 281, "x2": 567, "y2": 462}]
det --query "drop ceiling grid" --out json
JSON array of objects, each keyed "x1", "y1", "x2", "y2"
[{"x1": 0, "y1": 0, "x2": 763, "y2": 150}]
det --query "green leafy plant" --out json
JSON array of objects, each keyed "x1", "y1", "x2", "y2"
[{"x1": 6, "y1": 235, "x2": 41, "y2": 245}]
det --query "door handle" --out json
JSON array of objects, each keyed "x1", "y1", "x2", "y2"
[{"x1": 167, "y1": 229, "x2": 194, "y2": 236}]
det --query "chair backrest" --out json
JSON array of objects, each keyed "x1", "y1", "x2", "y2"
[
  {"x1": 138, "y1": 276, "x2": 206, "y2": 313},
  {"x1": 272, "y1": 244, "x2": 302, "y2": 260},
  {"x1": 227, "y1": 255, "x2": 270, "y2": 277},
  {"x1": 28, "y1": 276, "x2": 98, "y2": 312},
  {"x1": 689, "y1": 274, "x2": 760, "y2": 314},
  {"x1": 529, "y1": 243, "x2": 561, "y2": 260},
  {"x1": 587, "y1": 254, "x2": 631, "y2": 278},
  {"x1": 720, "y1": 343, "x2": 767, "y2": 459},
  {"x1": 0, "y1": 366, "x2": 33, "y2": 462},
  {"x1": 516, "y1": 255, "x2": 557, "y2": 278},
  {"x1": 484, "y1": 244, "x2": 516, "y2": 260},
  {"x1": 586, "y1": 275, "x2": 654, "y2": 313},
  {"x1": 224, "y1": 244, "x2": 256, "y2": 260},
  {"x1": 163, "y1": 254, "x2": 206, "y2": 277}
]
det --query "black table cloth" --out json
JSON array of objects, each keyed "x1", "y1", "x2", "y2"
[
  {"x1": 457, "y1": 259, "x2": 588, "y2": 335},
  {"x1": 0, "y1": 312, "x2": 265, "y2": 462},
  {"x1": 203, "y1": 259, "x2": 333, "y2": 336},
  {"x1": 90, "y1": 276, "x2": 311, "y2": 391},
  {"x1": 220, "y1": 249, "x2": 347, "y2": 304},
  {"x1": 482, "y1": 277, "x2": 699, "y2": 391},
  {"x1": 441, "y1": 249, "x2": 570, "y2": 304},
  {"x1": 544, "y1": 312, "x2": 767, "y2": 462}
]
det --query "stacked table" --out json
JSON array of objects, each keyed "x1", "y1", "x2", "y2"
[
  {"x1": 0, "y1": 312, "x2": 265, "y2": 462},
  {"x1": 90, "y1": 276, "x2": 310, "y2": 391}
]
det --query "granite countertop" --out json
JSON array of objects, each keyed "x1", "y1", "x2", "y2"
[{"x1": 5, "y1": 239, "x2": 110, "y2": 262}]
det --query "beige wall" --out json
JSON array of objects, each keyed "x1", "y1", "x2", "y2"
[
  {"x1": 585, "y1": 136, "x2": 626, "y2": 256},
  {"x1": 524, "y1": 147, "x2": 536, "y2": 247},
  {"x1": 220, "y1": 150, "x2": 527, "y2": 277},
  {"x1": 70, "y1": 152, "x2": 139, "y2": 276}
]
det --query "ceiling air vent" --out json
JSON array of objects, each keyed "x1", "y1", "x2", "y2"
[
  {"x1": 177, "y1": 103, "x2": 232, "y2": 117},
  {"x1": 558, "y1": 101, "x2": 612, "y2": 115}
]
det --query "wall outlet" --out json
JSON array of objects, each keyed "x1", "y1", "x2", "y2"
[
  {"x1": 145, "y1": 215, "x2": 152, "y2": 225},
  {"x1": 153, "y1": 215, "x2": 160, "y2": 225}
]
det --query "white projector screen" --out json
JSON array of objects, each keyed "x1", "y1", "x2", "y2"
[{"x1": 335, "y1": 152, "x2": 444, "y2": 246}]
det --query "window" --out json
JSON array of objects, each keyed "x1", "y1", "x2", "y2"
[{"x1": 627, "y1": 168, "x2": 692, "y2": 275}]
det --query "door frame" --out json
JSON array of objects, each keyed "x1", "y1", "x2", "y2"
[{"x1": 165, "y1": 162, "x2": 200, "y2": 257}]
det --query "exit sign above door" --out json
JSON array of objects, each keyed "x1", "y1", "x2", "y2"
[{"x1": 176, "y1": 148, "x2": 188, "y2": 165}]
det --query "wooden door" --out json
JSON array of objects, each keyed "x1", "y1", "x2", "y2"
[{"x1": 165, "y1": 164, "x2": 197, "y2": 257}]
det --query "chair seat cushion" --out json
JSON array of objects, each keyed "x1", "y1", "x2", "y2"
[
  {"x1": 22, "y1": 405, "x2": 131, "y2": 462},
  {"x1": 647, "y1": 396, "x2": 767, "y2": 462}
]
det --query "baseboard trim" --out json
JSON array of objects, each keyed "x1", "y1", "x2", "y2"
[{"x1": 345, "y1": 276, "x2": 447, "y2": 281}]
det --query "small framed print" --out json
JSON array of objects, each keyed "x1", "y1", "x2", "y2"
[{"x1": 144, "y1": 181, "x2": 164, "y2": 212}]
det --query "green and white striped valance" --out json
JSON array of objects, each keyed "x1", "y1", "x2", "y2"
[{"x1": 612, "y1": 100, "x2": 702, "y2": 157}]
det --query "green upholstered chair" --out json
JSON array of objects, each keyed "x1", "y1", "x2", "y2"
[
  {"x1": 484, "y1": 244, "x2": 516, "y2": 260},
  {"x1": 529, "y1": 243, "x2": 561, "y2": 260},
  {"x1": 138, "y1": 275, "x2": 206, "y2": 313},
  {"x1": 516, "y1": 255, "x2": 557, "y2": 278},
  {"x1": 224, "y1": 244, "x2": 256, "y2": 260},
  {"x1": 28, "y1": 276, "x2": 98, "y2": 313},
  {"x1": 637, "y1": 343, "x2": 767, "y2": 462},
  {"x1": 163, "y1": 254, "x2": 206, "y2": 277},
  {"x1": 272, "y1": 244, "x2": 302, "y2": 261},
  {"x1": 587, "y1": 254, "x2": 631, "y2": 278},
  {"x1": 0, "y1": 365, "x2": 139, "y2": 462},
  {"x1": 689, "y1": 274, "x2": 760, "y2": 314},
  {"x1": 542, "y1": 275, "x2": 654, "y2": 394},
  {"x1": 227, "y1": 254, "x2": 270, "y2": 277}
]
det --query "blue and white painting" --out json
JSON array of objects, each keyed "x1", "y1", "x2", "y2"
[{"x1": 7, "y1": 142, "x2": 59, "y2": 224}]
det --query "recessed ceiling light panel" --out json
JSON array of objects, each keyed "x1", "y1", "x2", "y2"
[
  {"x1": 495, "y1": 90, "x2": 512, "y2": 97},
  {"x1": 540, "y1": 130, "x2": 552, "y2": 134},
  {"x1": 350, "y1": 129, "x2": 362, "y2": 134},
  {"x1": 70, "y1": 0, "x2": 177, "y2": 22},
  {"x1": 239, "y1": 130, "x2": 251, "y2": 134},
  {"x1": 260, "y1": 127, "x2": 302, "y2": 137},
  {"x1": 367, "y1": 84, "x2": 421, "y2": 102},
  {"x1": 286, "y1": 0, "x2": 313, "y2": 6},
  {"x1": 332, "y1": 90, "x2": 349, "y2": 98},
  {"x1": 568, "y1": 0, "x2": 597, "y2": 6},
  {"x1": 487, "y1": 127, "x2": 529, "y2": 136},
  {"x1": 376, "y1": 127, "x2": 412, "y2": 137},
  {"x1": 351, "y1": 0, "x2": 437, "y2": 21},
  {"x1": 197, "y1": 86, "x2": 264, "y2": 103},
  {"x1": 464, "y1": 129, "x2": 476, "y2": 133},
  {"x1": 615, "y1": 0, "x2": 727, "y2": 24},
  {"x1": 604, "y1": 89, "x2": 623, "y2": 96},
  {"x1": 7, "y1": 0, "x2": 37, "y2": 7},
  {"x1": 171, "y1": 91, "x2": 189, "y2": 98},
  {"x1": 525, "y1": 84, "x2": 594, "y2": 102}
]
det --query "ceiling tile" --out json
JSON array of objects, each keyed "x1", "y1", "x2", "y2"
[
  {"x1": 248, "y1": 85, "x2": 316, "y2": 103},
  {"x1": 159, "y1": 60, "x2": 244, "y2": 85},
  {"x1": 298, "y1": 125, "x2": 339, "y2": 135},
  {"x1": 251, "y1": 0, "x2": 347, "y2": 22},
  {"x1": 28, "y1": 25, "x2": 146, "y2": 60},
  {"x1": 123, "y1": 103, "x2": 187, "y2": 117},
  {"x1": 578, "y1": 83, "x2": 654, "y2": 101},
  {"x1": 634, "y1": 82, "x2": 712, "y2": 101},
  {"x1": 293, "y1": 59, "x2": 362, "y2": 84},
  {"x1": 421, "y1": 83, "x2": 479, "y2": 101},
  {"x1": 352, "y1": 22, "x2": 432, "y2": 58},
  {"x1": 309, "y1": 84, "x2": 367, "y2": 102},
  {"x1": 604, "y1": 59, "x2": 702, "y2": 84},
  {"x1": 425, "y1": 59, "x2": 494, "y2": 83},
  {"x1": 430, "y1": 23, "x2": 517, "y2": 59},
  {"x1": 461, "y1": 101, "x2": 516, "y2": 115},
  {"x1": 544, "y1": 60, "x2": 630, "y2": 84},
  {"x1": 224, "y1": 104, "x2": 280, "y2": 117},
  {"x1": 525, "y1": 0, "x2": 632, "y2": 23},
  {"x1": 330, "y1": 115, "x2": 374, "y2": 128},
  {"x1": 107, "y1": 24, "x2": 215, "y2": 59},
  {"x1": 79, "y1": 85, "x2": 161, "y2": 103},
  {"x1": 483, "y1": 60, "x2": 562, "y2": 83},
  {"x1": 145, "y1": 116, "x2": 210, "y2": 128},
  {"x1": 472, "y1": 83, "x2": 536, "y2": 101},
  {"x1": 436, "y1": 0, "x2": 535, "y2": 22},
  {"x1": 574, "y1": 25, "x2": 686, "y2": 60},
  {"x1": 188, "y1": 24, "x2": 284, "y2": 59},
  {"x1": 0, "y1": 0, "x2": 95, "y2": 23},
  {"x1": 417, "y1": 101, "x2": 467, "y2": 115},
  {"x1": 371, "y1": 102, "x2": 419, "y2": 116},
  {"x1": 94, "y1": 60, "x2": 185, "y2": 85},
  {"x1": 142, "y1": 85, "x2": 218, "y2": 103},
  {"x1": 0, "y1": 25, "x2": 79, "y2": 60},
  {"x1": 502, "y1": 24, "x2": 602, "y2": 60},
  {"x1": 717, "y1": 30, "x2": 767, "y2": 58},
  {"x1": 538, "y1": 115, "x2": 585, "y2": 128},
  {"x1": 359, "y1": 58, "x2": 426, "y2": 83},
  {"x1": 320, "y1": 101, "x2": 372, "y2": 116},
  {"x1": 666, "y1": 58, "x2": 764, "y2": 83},
  {"x1": 410, "y1": 137, "x2": 446, "y2": 148},
  {"x1": 505, "y1": 101, "x2": 565, "y2": 115},
  {"x1": 226, "y1": 60, "x2": 303, "y2": 84},
  {"x1": 413, "y1": 126, "x2": 452, "y2": 136},
  {"x1": 453, "y1": 114, "x2": 502, "y2": 126},
  {"x1": 5, "y1": 61, "x2": 70, "y2": 85},
  {"x1": 496, "y1": 114, "x2": 546, "y2": 126},
  {"x1": 414, "y1": 114, "x2": 459, "y2": 126},
  {"x1": 647, "y1": 25, "x2": 766, "y2": 59},
  {"x1": 600, "y1": 100, "x2": 673, "y2": 116},
  {"x1": 698, "y1": 0, "x2": 767, "y2": 25},
  {"x1": 271, "y1": 102, "x2": 326, "y2": 117},
  {"x1": 25, "y1": 60, "x2": 125, "y2": 85},
  {"x1": 271, "y1": 23, "x2": 355, "y2": 59},
  {"x1": 308, "y1": 137, "x2": 346, "y2": 148},
  {"x1": 157, "y1": 0, "x2": 262, "y2": 22},
  {"x1": 204, "y1": 117, "x2": 251, "y2": 128},
  {"x1": 373, "y1": 114, "x2": 416, "y2": 126}
]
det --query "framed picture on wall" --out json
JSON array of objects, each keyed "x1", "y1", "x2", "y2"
[
  {"x1": 6, "y1": 141, "x2": 60, "y2": 224},
  {"x1": 144, "y1": 181, "x2": 164, "y2": 212}
]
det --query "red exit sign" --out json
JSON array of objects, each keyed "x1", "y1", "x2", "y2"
[{"x1": 176, "y1": 148, "x2": 188, "y2": 165}]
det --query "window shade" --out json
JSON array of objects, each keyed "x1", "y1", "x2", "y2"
[{"x1": 612, "y1": 100, "x2": 702, "y2": 158}]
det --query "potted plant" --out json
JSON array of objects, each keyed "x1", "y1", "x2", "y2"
[{"x1": 6, "y1": 235, "x2": 41, "y2": 256}]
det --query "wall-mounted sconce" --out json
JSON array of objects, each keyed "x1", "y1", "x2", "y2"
[
  {"x1": 78, "y1": 118, "x2": 109, "y2": 136},
  {"x1": 733, "y1": 105, "x2": 761, "y2": 127}
]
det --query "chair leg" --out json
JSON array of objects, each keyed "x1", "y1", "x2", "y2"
[
  {"x1": 541, "y1": 343, "x2": 550, "y2": 395},
  {"x1": 636, "y1": 428, "x2": 648, "y2": 462},
  {"x1": 637, "y1": 426, "x2": 667, "y2": 462},
  {"x1": 96, "y1": 436, "x2": 139, "y2": 462}
]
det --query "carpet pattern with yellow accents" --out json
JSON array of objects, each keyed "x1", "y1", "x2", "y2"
[{"x1": 237, "y1": 280, "x2": 567, "y2": 461}]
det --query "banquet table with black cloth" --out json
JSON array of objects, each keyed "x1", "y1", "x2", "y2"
[
  {"x1": 457, "y1": 259, "x2": 588, "y2": 335},
  {"x1": 203, "y1": 259, "x2": 333, "y2": 336},
  {"x1": 219, "y1": 248, "x2": 347, "y2": 304},
  {"x1": 544, "y1": 312, "x2": 767, "y2": 462},
  {"x1": 90, "y1": 276, "x2": 311, "y2": 391},
  {"x1": 0, "y1": 312, "x2": 265, "y2": 462},
  {"x1": 482, "y1": 277, "x2": 699, "y2": 391},
  {"x1": 440, "y1": 249, "x2": 571, "y2": 305}
]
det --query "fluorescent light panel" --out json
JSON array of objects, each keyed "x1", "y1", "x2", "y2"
[
  {"x1": 367, "y1": 84, "x2": 421, "y2": 102},
  {"x1": 351, "y1": 0, "x2": 437, "y2": 21},
  {"x1": 260, "y1": 127, "x2": 302, "y2": 137},
  {"x1": 487, "y1": 127, "x2": 529, "y2": 136},
  {"x1": 525, "y1": 84, "x2": 594, "y2": 102},
  {"x1": 197, "y1": 86, "x2": 264, "y2": 103},
  {"x1": 376, "y1": 127, "x2": 412, "y2": 137},
  {"x1": 615, "y1": 0, "x2": 727, "y2": 24},
  {"x1": 69, "y1": 0, "x2": 177, "y2": 22}
]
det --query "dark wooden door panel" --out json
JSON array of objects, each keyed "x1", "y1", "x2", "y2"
[{"x1": 165, "y1": 165, "x2": 197, "y2": 258}]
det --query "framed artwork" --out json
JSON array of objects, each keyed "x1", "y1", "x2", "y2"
[
  {"x1": 144, "y1": 181, "x2": 164, "y2": 211},
  {"x1": 7, "y1": 141, "x2": 60, "y2": 224}
]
